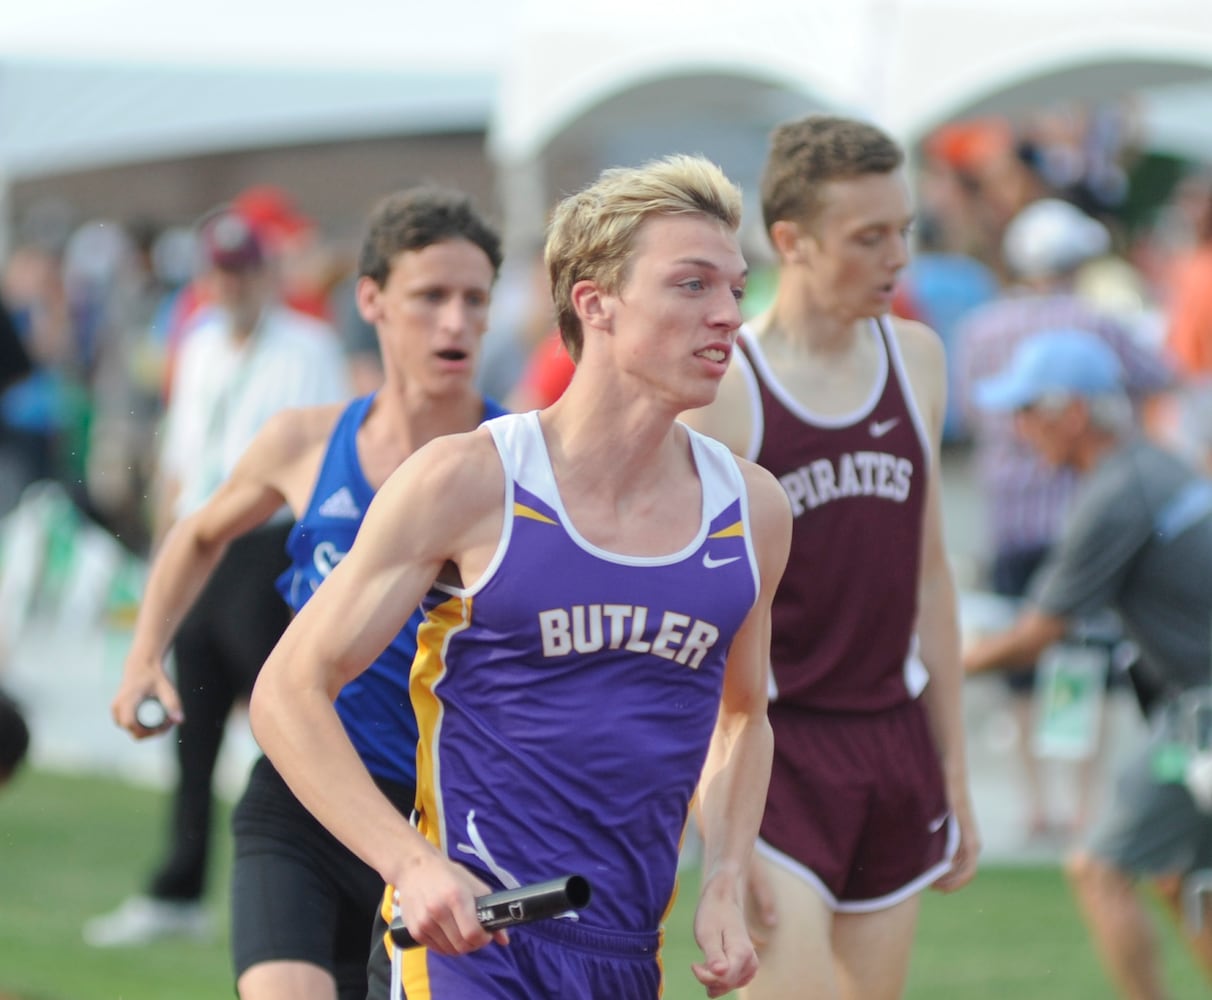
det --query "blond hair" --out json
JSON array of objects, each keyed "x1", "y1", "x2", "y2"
[{"x1": 545, "y1": 154, "x2": 742, "y2": 361}]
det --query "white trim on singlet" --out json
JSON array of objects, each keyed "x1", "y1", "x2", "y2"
[
  {"x1": 388, "y1": 891, "x2": 404, "y2": 1000},
  {"x1": 879, "y1": 318, "x2": 936, "y2": 699},
  {"x1": 739, "y1": 317, "x2": 933, "y2": 472},
  {"x1": 879, "y1": 315, "x2": 933, "y2": 472},
  {"x1": 428, "y1": 427, "x2": 516, "y2": 600},
  {"x1": 475, "y1": 410, "x2": 751, "y2": 571},
  {"x1": 426, "y1": 411, "x2": 758, "y2": 612},
  {"x1": 739, "y1": 319, "x2": 890, "y2": 432},
  {"x1": 729, "y1": 335, "x2": 766, "y2": 463}
]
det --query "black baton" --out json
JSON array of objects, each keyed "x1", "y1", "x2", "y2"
[{"x1": 388, "y1": 874, "x2": 592, "y2": 948}]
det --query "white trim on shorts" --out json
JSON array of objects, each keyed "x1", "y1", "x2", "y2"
[
  {"x1": 389, "y1": 891, "x2": 403, "y2": 1000},
  {"x1": 754, "y1": 814, "x2": 960, "y2": 914}
]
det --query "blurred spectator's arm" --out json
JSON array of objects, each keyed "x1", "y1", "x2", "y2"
[{"x1": 964, "y1": 607, "x2": 1067, "y2": 675}]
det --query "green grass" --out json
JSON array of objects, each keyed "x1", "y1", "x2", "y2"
[
  {"x1": 1, "y1": 768, "x2": 1206, "y2": 999},
  {"x1": 662, "y1": 864, "x2": 1206, "y2": 1000},
  {"x1": 0, "y1": 769, "x2": 236, "y2": 1000}
]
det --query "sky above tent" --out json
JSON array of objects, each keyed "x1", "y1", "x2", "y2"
[
  {"x1": 0, "y1": 0, "x2": 516, "y2": 72},
  {"x1": 3, "y1": 0, "x2": 1212, "y2": 177},
  {"x1": 0, "y1": 0, "x2": 1159, "y2": 69}
]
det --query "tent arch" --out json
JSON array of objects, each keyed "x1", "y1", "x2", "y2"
[
  {"x1": 490, "y1": 55, "x2": 843, "y2": 250},
  {"x1": 891, "y1": 24, "x2": 1212, "y2": 143},
  {"x1": 489, "y1": 48, "x2": 844, "y2": 166}
]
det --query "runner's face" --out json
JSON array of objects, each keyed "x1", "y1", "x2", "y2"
[
  {"x1": 605, "y1": 214, "x2": 746, "y2": 411},
  {"x1": 798, "y1": 171, "x2": 913, "y2": 320},
  {"x1": 367, "y1": 239, "x2": 495, "y2": 394}
]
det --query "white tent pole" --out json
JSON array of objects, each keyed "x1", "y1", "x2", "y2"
[
  {"x1": 862, "y1": 0, "x2": 900, "y2": 125},
  {"x1": 498, "y1": 155, "x2": 548, "y2": 262},
  {"x1": 0, "y1": 165, "x2": 10, "y2": 266}
]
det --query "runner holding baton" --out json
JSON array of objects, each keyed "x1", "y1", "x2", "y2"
[
  {"x1": 388, "y1": 876, "x2": 592, "y2": 948},
  {"x1": 251, "y1": 156, "x2": 792, "y2": 998}
]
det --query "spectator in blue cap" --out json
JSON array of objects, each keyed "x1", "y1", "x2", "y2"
[
  {"x1": 955, "y1": 206, "x2": 1172, "y2": 844},
  {"x1": 965, "y1": 327, "x2": 1212, "y2": 998},
  {"x1": 973, "y1": 327, "x2": 1123, "y2": 412}
]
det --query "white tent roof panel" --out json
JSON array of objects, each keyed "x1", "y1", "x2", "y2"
[{"x1": 0, "y1": 59, "x2": 495, "y2": 178}]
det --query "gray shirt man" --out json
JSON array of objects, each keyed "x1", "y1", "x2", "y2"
[{"x1": 1031, "y1": 436, "x2": 1212, "y2": 701}]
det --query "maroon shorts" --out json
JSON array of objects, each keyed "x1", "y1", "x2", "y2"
[{"x1": 757, "y1": 697, "x2": 955, "y2": 911}]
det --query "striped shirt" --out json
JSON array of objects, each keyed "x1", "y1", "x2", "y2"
[{"x1": 954, "y1": 290, "x2": 1173, "y2": 553}]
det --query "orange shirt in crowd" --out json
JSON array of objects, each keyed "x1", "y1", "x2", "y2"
[{"x1": 1166, "y1": 246, "x2": 1212, "y2": 375}]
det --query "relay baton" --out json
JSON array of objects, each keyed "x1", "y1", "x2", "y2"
[
  {"x1": 389, "y1": 874, "x2": 592, "y2": 948},
  {"x1": 135, "y1": 695, "x2": 169, "y2": 730}
]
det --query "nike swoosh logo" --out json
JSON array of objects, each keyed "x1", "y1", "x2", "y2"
[
  {"x1": 869, "y1": 417, "x2": 901, "y2": 438},
  {"x1": 702, "y1": 552, "x2": 742, "y2": 569},
  {"x1": 929, "y1": 812, "x2": 951, "y2": 833}
]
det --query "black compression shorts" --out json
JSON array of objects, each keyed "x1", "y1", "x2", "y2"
[{"x1": 230, "y1": 755, "x2": 415, "y2": 1000}]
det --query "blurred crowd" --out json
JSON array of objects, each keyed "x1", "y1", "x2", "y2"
[
  {"x1": 0, "y1": 184, "x2": 555, "y2": 558},
  {"x1": 899, "y1": 105, "x2": 1212, "y2": 468},
  {"x1": 1, "y1": 101, "x2": 1211, "y2": 564}
]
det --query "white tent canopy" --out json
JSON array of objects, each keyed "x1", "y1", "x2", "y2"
[
  {"x1": 3, "y1": 1, "x2": 1212, "y2": 247},
  {"x1": 6, "y1": 2, "x2": 1212, "y2": 175},
  {"x1": 0, "y1": 0, "x2": 513, "y2": 181},
  {"x1": 490, "y1": 0, "x2": 1212, "y2": 162},
  {"x1": 0, "y1": 59, "x2": 495, "y2": 181},
  {"x1": 480, "y1": 0, "x2": 1212, "y2": 244}
]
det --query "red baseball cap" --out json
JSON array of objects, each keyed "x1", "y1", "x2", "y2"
[{"x1": 231, "y1": 185, "x2": 312, "y2": 248}]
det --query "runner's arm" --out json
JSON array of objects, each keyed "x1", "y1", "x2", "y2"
[
  {"x1": 249, "y1": 429, "x2": 508, "y2": 955},
  {"x1": 693, "y1": 463, "x2": 791, "y2": 997},
  {"x1": 112, "y1": 409, "x2": 323, "y2": 735},
  {"x1": 898, "y1": 319, "x2": 981, "y2": 892}
]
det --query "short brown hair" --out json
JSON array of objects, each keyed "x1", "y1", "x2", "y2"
[
  {"x1": 358, "y1": 187, "x2": 502, "y2": 287},
  {"x1": 545, "y1": 154, "x2": 742, "y2": 362},
  {"x1": 760, "y1": 115, "x2": 904, "y2": 234}
]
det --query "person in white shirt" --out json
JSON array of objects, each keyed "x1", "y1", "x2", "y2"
[{"x1": 84, "y1": 207, "x2": 350, "y2": 948}]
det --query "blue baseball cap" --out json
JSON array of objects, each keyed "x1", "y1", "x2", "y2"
[{"x1": 974, "y1": 329, "x2": 1123, "y2": 412}]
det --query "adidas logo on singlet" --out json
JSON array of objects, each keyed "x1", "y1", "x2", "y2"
[{"x1": 317, "y1": 487, "x2": 361, "y2": 519}]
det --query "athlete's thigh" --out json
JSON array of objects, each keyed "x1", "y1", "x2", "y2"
[
  {"x1": 231, "y1": 758, "x2": 377, "y2": 984},
  {"x1": 238, "y1": 960, "x2": 337, "y2": 1000},
  {"x1": 741, "y1": 854, "x2": 839, "y2": 1000},
  {"x1": 231, "y1": 839, "x2": 338, "y2": 975},
  {"x1": 832, "y1": 895, "x2": 921, "y2": 1000}
]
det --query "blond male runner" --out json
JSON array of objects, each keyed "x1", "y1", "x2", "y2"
[
  {"x1": 685, "y1": 114, "x2": 980, "y2": 1000},
  {"x1": 250, "y1": 155, "x2": 793, "y2": 999}
]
